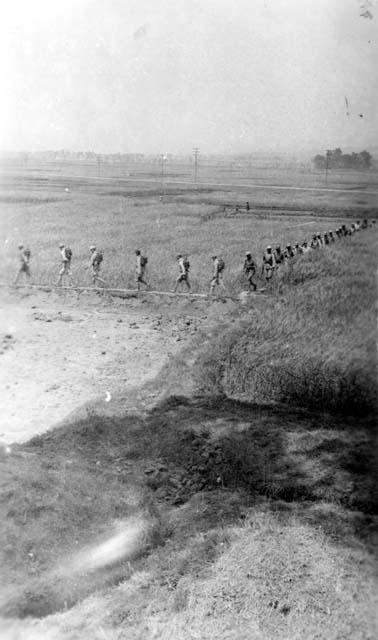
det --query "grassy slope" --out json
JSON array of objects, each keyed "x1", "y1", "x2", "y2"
[
  {"x1": 0, "y1": 397, "x2": 377, "y2": 638},
  {"x1": 195, "y1": 231, "x2": 377, "y2": 414}
]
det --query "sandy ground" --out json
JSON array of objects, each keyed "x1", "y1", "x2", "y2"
[{"x1": 0, "y1": 289, "x2": 181, "y2": 444}]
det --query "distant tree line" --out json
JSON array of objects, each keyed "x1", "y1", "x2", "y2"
[{"x1": 313, "y1": 148, "x2": 372, "y2": 170}]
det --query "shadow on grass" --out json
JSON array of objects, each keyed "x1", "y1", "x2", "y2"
[
  {"x1": 1, "y1": 393, "x2": 376, "y2": 618},
  {"x1": 26, "y1": 393, "x2": 378, "y2": 518}
]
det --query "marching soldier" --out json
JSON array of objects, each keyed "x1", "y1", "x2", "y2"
[
  {"x1": 310, "y1": 234, "x2": 319, "y2": 249},
  {"x1": 243, "y1": 252, "x2": 257, "y2": 291},
  {"x1": 90, "y1": 246, "x2": 106, "y2": 286},
  {"x1": 284, "y1": 244, "x2": 295, "y2": 259},
  {"x1": 173, "y1": 254, "x2": 191, "y2": 293},
  {"x1": 262, "y1": 246, "x2": 276, "y2": 281},
  {"x1": 273, "y1": 245, "x2": 284, "y2": 266},
  {"x1": 210, "y1": 255, "x2": 226, "y2": 295},
  {"x1": 14, "y1": 244, "x2": 31, "y2": 284},
  {"x1": 135, "y1": 249, "x2": 150, "y2": 291},
  {"x1": 56, "y1": 243, "x2": 73, "y2": 286}
]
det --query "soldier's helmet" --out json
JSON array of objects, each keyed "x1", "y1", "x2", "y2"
[
  {"x1": 59, "y1": 243, "x2": 64, "y2": 248},
  {"x1": 266, "y1": 246, "x2": 272, "y2": 251},
  {"x1": 245, "y1": 251, "x2": 251, "y2": 257},
  {"x1": 176, "y1": 254, "x2": 182, "y2": 259},
  {"x1": 90, "y1": 245, "x2": 96, "y2": 251}
]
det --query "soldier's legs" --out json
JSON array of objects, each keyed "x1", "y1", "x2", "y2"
[
  {"x1": 15, "y1": 264, "x2": 30, "y2": 284},
  {"x1": 218, "y1": 275, "x2": 226, "y2": 291},
  {"x1": 247, "y1": 272, "x2": 257, "y2": 291},
  {"x1": 92, "y1": 266, "x2": 106, "y2": 286},
  {"x1": 137, "y1": 273, "x2": 149, "y2": 290},
  {"x1": 209, "y1": 276, "x2": 218, "y2": 295},
  {"x1": 56, "y1": 263, "x2": 73, "y2": 286},
  {"x1": 56, "y1": 264, "x2": 65, "y2": 286},
  {"x1": 14, "y1": 268, "x2": 22, "y2": 284},
  {"x1": 173, "y1": 274, "x2": 185, "y2": 293}
]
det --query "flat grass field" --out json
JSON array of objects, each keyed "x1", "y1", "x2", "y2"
[
  {"x1": 0, "y1": 161, "x2": 377, "y2": 292},
  {"x1": 0, "y1": 161, "x2": 377, "y2": 640}
]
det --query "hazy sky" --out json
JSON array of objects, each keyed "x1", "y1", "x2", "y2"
[{"x1": 0, "y1": 0, "x2": 376, "y2": 154}]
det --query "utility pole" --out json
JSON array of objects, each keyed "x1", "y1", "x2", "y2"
[
  {"x1": 160, "y1": 154, "x2": 167, "y2": 198},
  {"x1": 325, "y1": 149, "x2": 331, "y2": 183},
  {"x1": 192, "y1": 147, "x2": 200, "y2": 183}
]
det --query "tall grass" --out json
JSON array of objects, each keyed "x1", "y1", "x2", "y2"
[{"x1": 195, "y1": 234, "x2": 377, "y2": 414}]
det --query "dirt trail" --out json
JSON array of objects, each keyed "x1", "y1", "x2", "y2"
[{"x1": 0, "y1": 290, "x2": 182, "y2": 444}]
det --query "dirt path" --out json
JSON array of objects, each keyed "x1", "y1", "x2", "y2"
[{"x1": 0, "y1": 290, "x2": 181, "y2": 444}]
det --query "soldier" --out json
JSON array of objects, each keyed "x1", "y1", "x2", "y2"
[
  {"x1": 262, "y1": 246, "x2": 276, "y2": 281},
  {"x1": 210, "y1": 255, "x2": 226, "y2": 295},
  {"x1": 243, "y1": 251, "x2": 257, "y2": 291},
  {"x1": 316, "y1": 232, "x2": 323, "y2": 247},
  {"x1": 56, "y1": 243, "x2": 73, "y2": 286},
  {"x1": 310, "y1": 234, "x2": 319, "y2": 249},
  {"x1": 89, "y1": 246, "x2": 106, "y2": 286},
  {"x1": 173, "y1": 254, "x2": 191, "y2": 293},
  {"x1": 323, "y1": 232, "x2": 329, "y2": 245},
  {"x1": 14, "y1": 244, "x2": 31, "y2": 284},
  {"x1": 301, "y1": 240, "x2": 311, "y2": 253},
  {"x1": 294, "y1": 241, "x2": 302, "y2": 255},
  {"x1": 246, "y1": 201, "x2": 250, "y2": 212},
  {"x1": 284, "y1": 244, "x2": 295, "y2": 259},
  {"x1": 361, "y1": 219, "x2": 368, "y2": 230},
  {"x1": 328, "y1": 230, "x2": 335, "y2": 242},
  {"x1": 135, "y1": 249, "x2": 149, "y2": 291},
  {"x1": 273, "y1": 244, "x2": 284, "y2": 266}
]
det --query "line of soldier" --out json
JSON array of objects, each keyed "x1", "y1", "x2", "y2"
[
  {"x1": 259, "y1": 218, "x2": 374, "y2": 287},
  {"x1": 13, "y1": 218, "x2": 375, "y2": 295}
]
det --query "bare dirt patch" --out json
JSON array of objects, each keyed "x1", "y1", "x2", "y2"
[{"x1": 0, "y1": 290, "x2": 190, "y2": 444}]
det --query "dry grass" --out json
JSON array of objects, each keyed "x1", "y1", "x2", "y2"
[{"x1": 195, "y1": 232, "x2": 377, "y2": 414}]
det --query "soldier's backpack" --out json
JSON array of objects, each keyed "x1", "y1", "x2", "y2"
[
  {"x1": 183, "y1": 258, "x2": 190, "y2": 272},
  {"x1": 217, "y1": 258, "x2": 225, "y2": 273},
  {"x1": 94, "y1": 250, "x2": 103, "y2": 265},
  {"x1": 140, "y1": 255, "x2": 148, "y2": 267},
  {"x1": 23, "y1": 248, "x2": 31, "y2": 260},
  {"x1": 65, "y1": 247, "x2": 73, "y2": 260}
]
